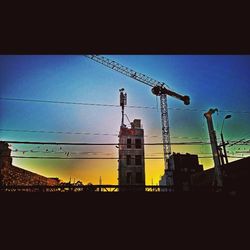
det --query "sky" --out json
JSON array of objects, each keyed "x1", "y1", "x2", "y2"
[{"x1": 0, "y1": 55, "x2": 250, "y2": 185}]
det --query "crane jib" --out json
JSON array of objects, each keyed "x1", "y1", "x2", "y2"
[
  {"x1": 85, "y1": 54, "x2": 191, "y2": 187},
  {"x1": 85, "y1": 55, "x2": 190, "y2": 105}
]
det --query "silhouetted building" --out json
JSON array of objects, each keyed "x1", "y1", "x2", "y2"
[
  {"x1": 159, "y1": 153, "x2": 203, "y2": 191},
  {"x1": 118, "y1": 119, "x2": 145, "y2": 190},
  {"x1": 0, "y1": 141, "x2": 60, "y2": 187},
  {"x1": 191, "y1": 157, "x2": 250, "y2": 193},
  {"x1": 172, "y1": 153, "x2": 203, "y2": 191}
]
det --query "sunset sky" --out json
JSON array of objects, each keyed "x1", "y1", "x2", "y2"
[{"x1": 0, "y1": 55, "x2": 250, "y2": 185}]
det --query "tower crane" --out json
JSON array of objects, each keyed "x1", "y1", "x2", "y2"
[{"x1": 85, "y1": 55, "x2": 190, "y2": 187}]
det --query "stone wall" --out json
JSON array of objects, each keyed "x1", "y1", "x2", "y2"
[{"x1": 0, "y1": 141, "x2": 60, "y2": 186}]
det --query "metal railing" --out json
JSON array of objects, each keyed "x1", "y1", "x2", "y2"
[{"x1": 0, "y1": 184, "x2": 168, "y2": 192}]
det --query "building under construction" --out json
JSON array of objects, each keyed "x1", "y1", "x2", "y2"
[
  {"x1": 118, "y1": 119, "x2": 145, "y2": 188},
  {"x1": 118, "y1": 89, "x2": 145, "y2": 190}
]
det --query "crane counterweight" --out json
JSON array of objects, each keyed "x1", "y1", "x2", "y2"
[
  {"x1": 151, "y1": 86, "x2": 190, "y2": 105},
  {"x1": 182, "y1": 96, "x2": 190, "y2": 105}
]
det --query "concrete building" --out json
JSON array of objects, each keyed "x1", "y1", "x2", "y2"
[
  {"x1": 0, "y1": 141, "x2": 60, "y2": 187},
  {"x1": 118, "y1": 119, "x2": 145, "y2": 190}
]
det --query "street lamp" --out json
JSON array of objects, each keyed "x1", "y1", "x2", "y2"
[{"x1": 221, "y1": 114, "x2": 232, "y2": 164}]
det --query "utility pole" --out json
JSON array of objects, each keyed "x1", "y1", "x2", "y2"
[
  {"x1": 218, "y1": 146, "x2": 225, "y2": 165},
  {"x1": 221, "y1": 115, "x2": 232, "y2": 164},
  {"x1": 221, "y1": 133, "x2": 229, "y2": 164}
]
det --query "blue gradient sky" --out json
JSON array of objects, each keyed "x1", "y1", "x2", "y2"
[{"x1": 0, "y1": 55, "x2": 250, "y2": 184}]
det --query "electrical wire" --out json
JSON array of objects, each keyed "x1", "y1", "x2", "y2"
[
  {"x1": 2, "y1": 140, "x2": 212, "y2": 145},
  {"x1": 0, "y1": 129, "x2": 118, "y2": 137},
  {"x1": 3, "y1": 145, "x2": 249, "y2": 157},
  {"x1": 0, "y1": 128, "x2": 209, "y2": 140},
  {"x1": 4, "y1": 155, "x2": 246, "y2": 159},
  {"x1": 0, "y1": 97, "x2": 155, "y2": 109},
  {"x1": 2, "y1": 129, "x2": 249, "y2": 146},
  {"x1": 1, "y1": 97, "x2": 250, "y2": 114},
  {"x1": 3, "y1": 140, "x2": 250, "y2": 146}
]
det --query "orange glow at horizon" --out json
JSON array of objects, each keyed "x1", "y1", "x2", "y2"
[{"x1": 12, "y1": 143, "x2": 215, "y2": 186}]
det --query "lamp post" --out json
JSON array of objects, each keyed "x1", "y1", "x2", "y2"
[{"x1": 221, "y1": 115, "x2": 232, "y2": 164}]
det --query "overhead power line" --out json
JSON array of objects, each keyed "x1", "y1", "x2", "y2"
[
  {"x1": 228, "y1": 139, "x2": 247, "y2": 147},
  {"x1": 2, "y1": 146, "x2": 249, "y2": 157},
  {"x1": 2, "y1": 140, "x2": 212, "y2": 146},
  {"x1": 1, "y1": 97, "x2": 250, "y2": 114},
  {"x1": 4, "y1": 155, "x2": 245, "y2": 160},
  {"x1": 0, "y1": 128, "x2": 208, "y2": 140},
  {"x1": 2, "y1": 140, "x2": 249, "y2": 146},
  {"x1": 0, "y1": 129, "x2": 118, "y2": 137},
  {"x1": 2, "y1": 129, "x2": 249, "y2": 144},
  {"x1": 0, "y1": 97, "x2": 155, "y2": 109}
]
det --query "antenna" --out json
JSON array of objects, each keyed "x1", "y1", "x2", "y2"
[{"x1": 119, "y1": 88, "x2": 127, "y2": 127}]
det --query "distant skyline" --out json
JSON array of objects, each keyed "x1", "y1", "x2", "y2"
[{"x1": 0, "y1": 55, "x2": 250, "y2": 184}]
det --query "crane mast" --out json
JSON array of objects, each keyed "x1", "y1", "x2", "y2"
[
  {"x1": 160, "y1": 94, "x2": 171, "y2": 169},
  {"x1": 85, "y1": 55, "x2": 190, "y2": 175}
]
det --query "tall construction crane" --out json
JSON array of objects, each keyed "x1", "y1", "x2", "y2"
[{"x1": 85, "y1": 55, "x2": 190, "y2": 185}]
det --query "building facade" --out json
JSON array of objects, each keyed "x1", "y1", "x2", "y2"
[{"x1": 118, "y1": 119, "x2": 145, "y2": 190}]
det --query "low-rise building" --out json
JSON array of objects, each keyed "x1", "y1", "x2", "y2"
[
  {"x1": 191, "y1": 157, "x2": 250, "y2": 193},
  {"x1": 159, "y1": 153, "x2": 203, "y2": 191},
  {"x1": 0, "y1": 141, "x2": 60, "y2": 187}
]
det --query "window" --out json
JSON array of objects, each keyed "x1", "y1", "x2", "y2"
[
  {"x1": 126, "y1": 172, "x2": 132, "y2": 184},
  {"x1": 135, "y1": 155, "x2": 142, "y2": 165},
  {"x1": 136, "y1": 172, "x2": 143, "y2": 183},
  {"x1": 126, "y1": 155, "x2": 131, "y2": 165},
  {"x1": 135, "y1": 139, "x2": 141, "y2": 149},
  {"x1": 127, "y1": 138, "x2": 132, "y2": 148}
]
